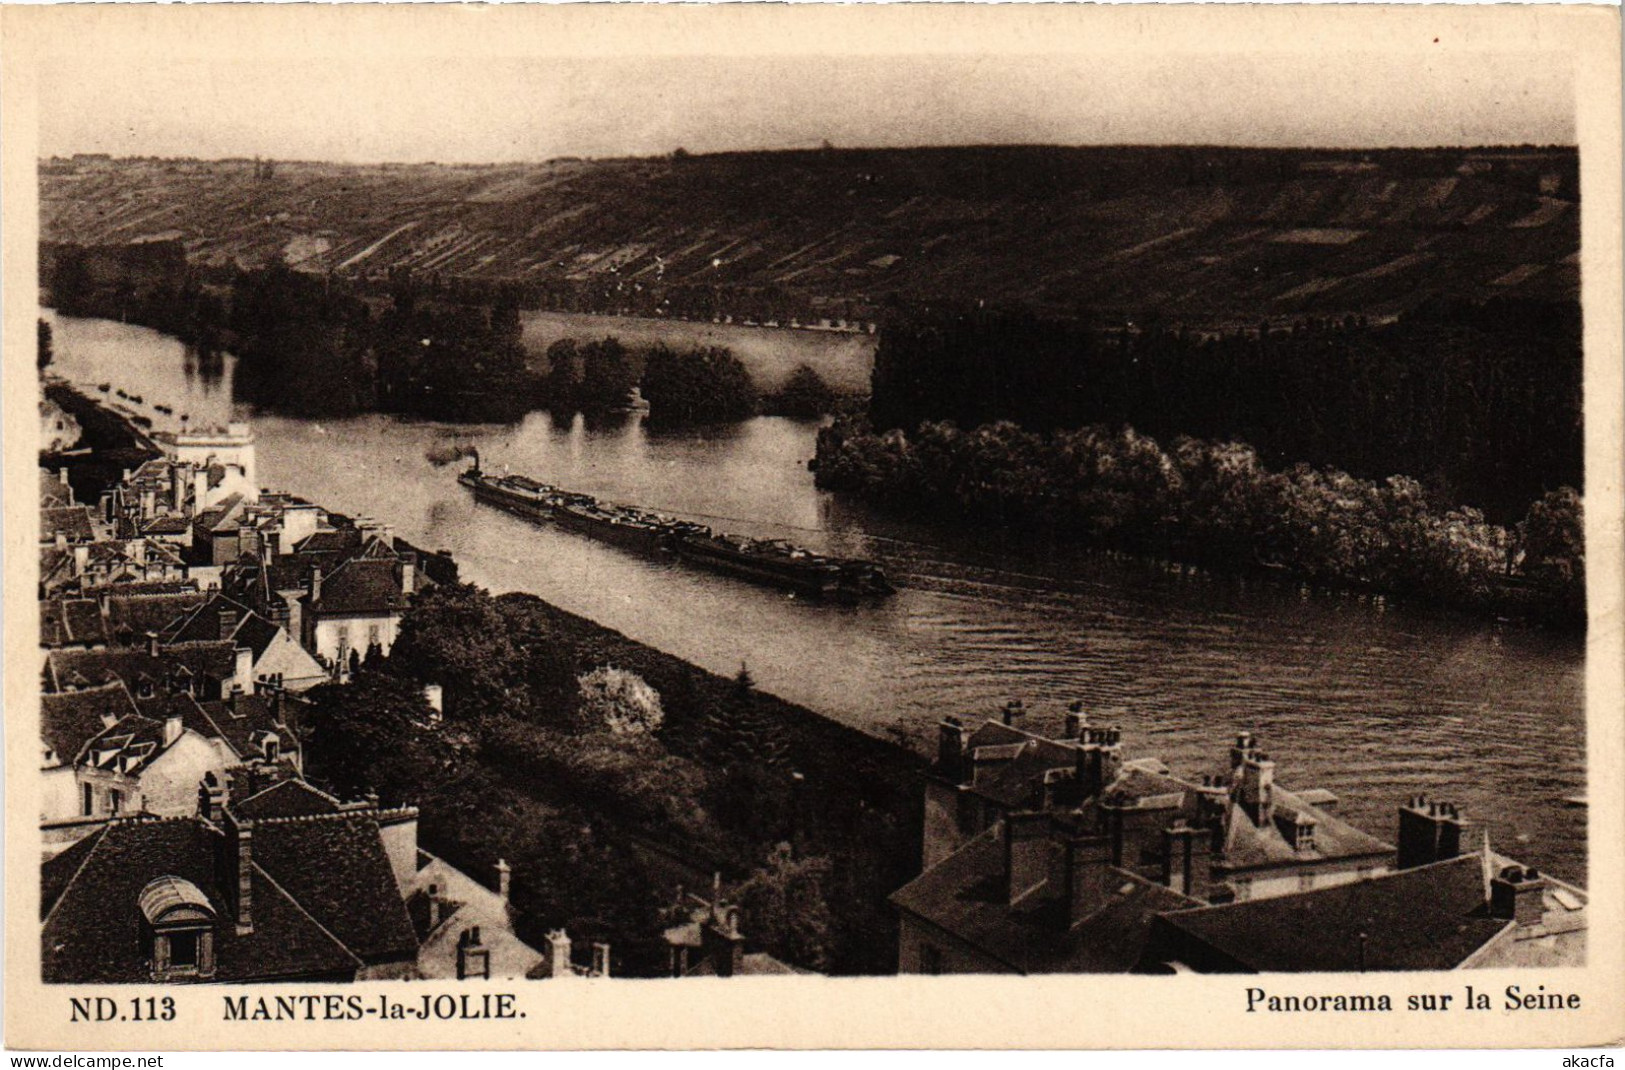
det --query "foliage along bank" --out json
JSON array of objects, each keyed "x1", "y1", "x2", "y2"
[
  {"x1": 299, "y1": 582, "x2": 925, "y2": 977},
  {"x1": 814, "y1": 415, "x2": 1584, "y2": 626}
]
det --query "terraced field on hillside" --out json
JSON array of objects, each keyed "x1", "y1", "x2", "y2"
[{"x1": 41, "y1": 145, "x2": 1578, "y2": 324}]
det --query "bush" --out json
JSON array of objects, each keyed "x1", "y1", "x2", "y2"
[{"x1": 577, "y1": 665, "x2": 664, "y2": 736}]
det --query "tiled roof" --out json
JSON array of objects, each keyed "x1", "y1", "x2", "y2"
[
  {"x1": 40, "y1": 599, "x2": 110, "y2": 648},
  {"x1": 80, "y1": 714, "x2": 171, "y2": 772},
  {"x1": 685, "y1": 952, "x2": 808, "y2": 976},
  {"x1": 195, "y1": 494, "x2": 245, "y2": 534},
  {"x1": 1216, "y1": 788, "x2": 1393, "y2": 872},
  {"x1": 233, "y1": 779, "x2": 342, "y2": 820},
  {"x1": 890, "y1": 826, "x2": 1204, "y2": 974},
  {"x1": 105, "y1": 592, "x2": 207, "y2": 643},
  {"x1": 42, "y1": 683, "x2": 140, "y2": 761},
  {"x1": 46, "y1": 644, "x2": 237, "y2": 695},
  {"x1": 40, "y1": 470, "x2": 73, "y2": 508},
  {"x1": 308, "y1": 557, "x2": 408, "y2": 615},
  {"x1": 251, "y1": 812, "x2": 420, "y2": 965},
  {"x1": 1149, "y1": 854, "x2": 1513, "y2": 972},
  {"x1": 292, "y1": 530, "x2": 361, "y2": 556},
  {"x1": 139, "y1": 515, "x2": 193, "y2": 536},
  {"x1": 160, "y1": 593, "x2": 284, "y2": 659},
  {"x1": 193, "y1": 694, "x2": 294, "y2": 762},
  {"x1": 41, "y1": 506, "x2": 95, "y2": 543},
  {"x1": 41, "y1": 817, "x2": 364, "y2": 983},
  {"x1": 39, "y1": 547, "x2": 75, "y2": 590},
  {"x1": 95, "y1": 580, "x2": 199, "y2": 598}
]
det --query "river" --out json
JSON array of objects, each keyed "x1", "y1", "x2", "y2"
[{"x1": 43, "y1": 310, "x2": 1588, "y2": 884}]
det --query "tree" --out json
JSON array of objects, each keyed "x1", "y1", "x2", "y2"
[
  {"x1": 388, "y1": 583, "x2": 529, "y2": 721},
  {"x1": 736, "y1": 843, "x2": 836, "y2": 972},
  {"x1": 576, "y1": 665, "x2": 664, "y2": 736},
  {"x1": 1519, "y1": 486, "x2": 1585, "y2": 617},
  {"x1": 575, "y1": 338, "x2": 638, "y2": 413},
  {"x1": 767, "y1": 364, "x2": 837, "y2": 420},
  {"x1": 300, "y1": 670, "x2": 472, "y2": 804},
  {"x1": 37, "y1": 319, "x2": 53, "y2": 372},
  {"x1": 640, "y1": 345, "x2": 757, "y2": 427}
]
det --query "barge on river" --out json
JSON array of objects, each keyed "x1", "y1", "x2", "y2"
[{"x1": 457, "y1": 454, "x2": 894, "y2": 601}]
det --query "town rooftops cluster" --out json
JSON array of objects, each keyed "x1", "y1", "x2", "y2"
[{"x1": 892, "y1": 703, "x2": 1586, "y2": 974}]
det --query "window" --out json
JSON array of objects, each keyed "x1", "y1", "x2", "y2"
[
  {"x1": 82, "y1": 783, "x2": 94, "y2": 817},
  {"x1": 367, "y1": 624, "x2": 380, "y2": 648},
  {"x1": 920, "y1": 944, "x2": 943, "y2": 976},
  {"x1": 168, "y1": 931, "x2": 200, "y2": 969},
  {"x1": 1298, "y1": 870, "x2": 1316, "y2": 892},
  {"x1": 109, "y1": 789, "x2": 123, "y2": 814}
]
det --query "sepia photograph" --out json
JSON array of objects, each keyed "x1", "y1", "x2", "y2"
[{"x1": 3, "y1": 1, "x2": 1621, "y2": 1053}]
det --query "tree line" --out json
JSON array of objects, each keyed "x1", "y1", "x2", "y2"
[
  {"x1": 45, "y1": 245, "x2": 846, "y2": 427},
  {"x1": 869, "y1": 300, "x2": 1581, "y2": 526},
  {"x1": 814, "y1": 416, "x2": 1584, "y2": 625}
]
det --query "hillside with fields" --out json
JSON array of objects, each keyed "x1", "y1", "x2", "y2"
[{"x1": 41, "y1": 145, "x2": 1578, "y2": 327}]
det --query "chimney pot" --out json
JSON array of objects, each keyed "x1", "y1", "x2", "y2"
[{"x1": 234, "y1": 820, "x2": 255, "y2": 934}]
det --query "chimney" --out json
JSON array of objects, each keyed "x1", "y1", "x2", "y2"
[
  {"x1": 234, "y1": 647, "x2": 255, "y2": 696},
  {"x1": 702, "y1": 907, "x2": 746, "y2": 978},
  {"x1": 399, "y1": 551, "x2": 417, "y2": 597},
  {"x1": 308, "y1": 565, "x2": 322, "y2": 605},
  {"x1": 192, "y1": 467, "x2": 209, "y2": 511},
  {"x1": 163, "y1": 712, "x2": 183, "y2": 747},
  {"x1": 218, "y1": 606, "x2": 238, "y2": 641},
  {"x1": 1160, "y1": 819, "x2": 1208, "y2": 897},
  {"x1": 544, "y1": 929, "x2": 572, "y2": 979},
  {"x1": 1003, "y1": 811, "x2": 1052, "y2": 905},
  {"x1": 170, "y1": 465, "x2": 186, "y2": 513},
  {"x1": 147, "y1": 631, "x2": 160, "y2": 656},
  {"x1": 139, "y1": 486, "x2": 156, "y2": 520},
  {"x1": 1230, "y1": 730, "x2": 1261, "y2": 774},
  {"x1": 1239, "y1": 751, "x2": 1276, "y2": 828},
  {"x1": 234, "y1": 820, "x2": 255, "y2": 934},
  {"x1": 1001, "y1": 699, "x2": 1026, "y2": 727},
  {"x1": 1396, "y1": 796, "x2": 1467, "y2": 869},
  {"x1": 1063, "y1": 701, "x2": 1087, "y2": 741},
  {"x1": 72, "y1": 543, "x2": 89, "y2": 576},
  {"x1": 1075, "y1": 726, "x2": 1123, "y2": 799},
  {"x1": 591, "y1": 942, "x2": 611, "y2": 978},
  {"x1": 495, "y1": 858, "x2": 511, "y2": 903},
  {"x1": 1490, "y1": 864, "x2": 1548, "y2": 928},
  {"x1": 936, "y1": 716, "x2": 967, "y2": 782},
  {"x1": 1055, "y1": 833, "x2": 1115, "y2": 923},
  {"x1": 197, "y1": 773, "x2": 226, "y2": 823}
]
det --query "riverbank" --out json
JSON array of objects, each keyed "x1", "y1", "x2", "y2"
[
  {"x1": 40, "y1": 380, "x2": 162, "y2": 505},
  {"x1": 814, "y1": 415, "x2": 1585, "y2": 628},
  {"x1": 308, "y1": 582, "x2": 926, "y2": 977},
  {"x1": 45, "y1": 309, "x2": 1588, "y2": 889}
]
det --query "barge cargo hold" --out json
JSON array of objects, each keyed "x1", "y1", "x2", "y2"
[
  {"x1": 458, "y1": 461, "x2": 895, "y2": 600},
  {"x1": 552, "y1": 500, "x2": 673, "y2": 555}
]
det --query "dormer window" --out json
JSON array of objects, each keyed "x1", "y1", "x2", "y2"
[{"x1": 139, "y1": 876, "x2": 217, "y2": 981}]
